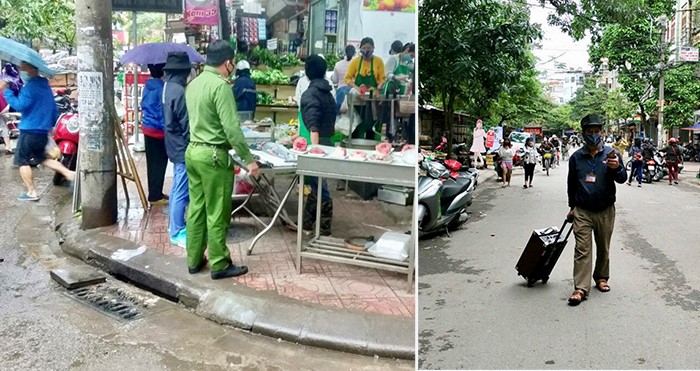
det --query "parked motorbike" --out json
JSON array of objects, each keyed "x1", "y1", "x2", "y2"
[
  {"x1": 52, "y1": 89, "x2": 79, "y2": 185},
  {"x1": 643, "y1": 158, "x2": 656, "y2": 183},
  {"x1": 0, "y1": 112, "x2": 20, "y2": 147},
  {"x1": 417, "y1": 161, "x2": 474, "y2": 238}
]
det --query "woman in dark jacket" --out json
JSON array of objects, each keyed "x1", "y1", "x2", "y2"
[
  {"x1": 141, "y1": 63, "x2": 168, "y2": 205},
  {"x1": 300, "y1": 55, "x2": 337, "y2": 235}
]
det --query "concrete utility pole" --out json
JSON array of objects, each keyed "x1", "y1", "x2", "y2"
[
  {"x1": 658, "y1": 15, "x2": 668, "y2": 147},
  {"x1": 76, "y1": 0, "x2": 118, "y2": 228}
]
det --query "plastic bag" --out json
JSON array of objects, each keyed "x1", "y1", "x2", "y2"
[{"x1": 45, "y1": 136, "x2": 61, "y2": 160}]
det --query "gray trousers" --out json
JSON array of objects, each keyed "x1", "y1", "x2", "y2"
[{"x1": 572, "y1": 205, "x2": 615, "y2": 293}]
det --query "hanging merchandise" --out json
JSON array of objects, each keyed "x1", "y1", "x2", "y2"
[
  {"x1": 239, "y1": 17, "x2": 261, "y2": 45},
  {"x1": 258, "y1": 18, "x2": 267, "y2": 41},
  {"x1": 325, "y1": 10, "x2": 337, "y2": 34}
]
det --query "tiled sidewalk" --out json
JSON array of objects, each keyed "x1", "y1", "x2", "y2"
[{"x1": 103, "y1": 150, "x2": 415, "y2": 317}]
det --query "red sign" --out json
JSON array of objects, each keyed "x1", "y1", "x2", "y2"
[
  {"x1": 185, "y1": 0, "x2": 219, "y2": 26},
  {"x1": 486, "y1": 130, "x2": 495, "y2": 148},
  {"x1": 523, "y1": 126, "x2": 542, "y2": 136}
]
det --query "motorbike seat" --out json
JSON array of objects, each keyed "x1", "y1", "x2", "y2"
[{"x1": 441, "y1": 176, "x2": 472, "y2": 200}]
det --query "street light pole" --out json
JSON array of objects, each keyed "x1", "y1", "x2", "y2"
[{"x1": 658, "y1": 15, "x2": 668, "y2": 147}]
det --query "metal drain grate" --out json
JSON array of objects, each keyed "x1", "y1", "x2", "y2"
[{"x1": 64, "y1": 283, "x2": 155, "y2": 321}]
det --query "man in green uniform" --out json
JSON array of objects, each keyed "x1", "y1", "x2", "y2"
[{"x1": 185, "y1": 40, "x2": 260, "y2": 279}]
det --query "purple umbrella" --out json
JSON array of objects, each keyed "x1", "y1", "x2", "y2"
[{"x1": 119, "y1": 42, "x2": 205, "y2": 65}]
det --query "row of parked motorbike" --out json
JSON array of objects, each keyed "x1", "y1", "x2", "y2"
[
  {"x1": 627, "y1": 148, "x2": 685, "y2": 183},
  {"x1": 417, "y1": 157, "x2": 478, "y2": 238}
]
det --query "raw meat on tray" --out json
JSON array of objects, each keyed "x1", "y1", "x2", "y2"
[
  {"x1": 309, "y1": 147, "x2": 326, "y2": 155},
  {"x1": 293, "y1": 137, "x2": 308, "y2": 152},
  {"x1": 331, "y1": 146, "x2": 347, "y2": 158},
  {"x1": 349, "y1": 151, "x2": 367, "y2": 160}
]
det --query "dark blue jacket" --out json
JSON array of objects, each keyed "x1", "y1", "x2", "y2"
[
  {"x1": 162, "y1": 73, "x2": 189, "y2": 163},
  {"x1": 3, "y1": 76, "x2": 58, "y2": 132},
  {"x1": 567, "y1": 145, "x2": 627, "y2": 211},
  {"x1": 141, "y1": 78, "x2": 165, "y2": 132},
  {"x1": 233, "y1": 71, "x2": 256, "y2": 113}
]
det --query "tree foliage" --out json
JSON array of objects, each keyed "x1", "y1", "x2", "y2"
[
  {"x1": 419, "y1": 0, "x2": 541, "y2": 152},
  {"x1": 649, "y1": 64, "x2": 700, "y2": 128},
  {"x1": 0, "y1": 0, "x2": 75, "y2": 51},
  {"x1": 489, "y1": 65, "x2": 555, "y2": 129}
]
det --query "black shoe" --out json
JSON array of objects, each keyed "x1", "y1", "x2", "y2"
[
  {"x1": 188, "y1": 258, "x2": 208, "y2": 274},
  {"x1": 211, "y1": 264, "x2": 249, "y2": 279}
]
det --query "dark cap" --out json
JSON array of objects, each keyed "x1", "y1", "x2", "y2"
[
  {"x1": 390, "y1": 40, "x2": 404, "y2": 54},
  {"x1": 164, "y1": 52, "x2": 192, "y2": 71},
  {"x1": 580, "y1": 114, "x2": 604, "y2": 129}
]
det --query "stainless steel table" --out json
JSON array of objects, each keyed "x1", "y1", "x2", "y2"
[
  {"x1": 295, "y1": 146, "x2": 416, "y2": 289},
  {"x1": 230, "y1": 150, "x2": 299, "y2": 255}
]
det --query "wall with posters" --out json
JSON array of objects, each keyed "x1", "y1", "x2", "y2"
[{"x1": 346, "y1": 0, "x2": 415, "y2": 59}]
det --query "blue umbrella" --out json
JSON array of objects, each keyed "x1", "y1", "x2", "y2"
[
  {"x1": 0, "y1": 36, "x2": 55, "y2": 77},
  {"x1": 119, "y1": 42, "x2": 205, "y2": 65}
]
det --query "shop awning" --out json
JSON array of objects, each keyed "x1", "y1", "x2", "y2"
[{"x1": 681, "y1": 123, "x2": 700, "y2": 130}]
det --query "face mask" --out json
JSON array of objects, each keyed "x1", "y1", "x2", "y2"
[
  {"x1": 583, "y1": 133, "x2": 602, "y2": 147},
  {"x1": 403, "y1": 55, "x2": 413, "y2": 64},
  {"x1": 20, "y1": 71, "x2": 30, "y2": 82},
  {"x1": 361, "y1": 50, "x2": 373, "y2": 58}
]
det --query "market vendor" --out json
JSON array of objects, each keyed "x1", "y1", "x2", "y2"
[
  {"x1": 381, "y1": 42, "x2": 415, "y2": 143},
  {"x1": 344, "y1": 37, "x2": 386, "y2": 140},
  {"x1": 232, "y1": 60, "x2": 256, "y2": 117},
  {"x1": 300, "y1": 55, "x2": 337, "y2": 235}
]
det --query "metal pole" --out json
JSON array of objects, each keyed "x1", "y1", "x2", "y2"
[
  {"x1": 132, "y1": 11, "x2": 145, "y2": 152},
  {"x1": 658, "y1": 16, "x2": 668, "y2": 147},
  {"x1": 76, "y1": 0, "x2": 118, "y2": 228}
]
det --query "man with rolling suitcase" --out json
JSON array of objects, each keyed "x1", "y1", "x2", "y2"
[{"x1": 566, "y1": 114, "x2": 627, "y2": 305}]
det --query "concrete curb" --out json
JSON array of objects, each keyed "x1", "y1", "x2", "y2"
[{"x1": 54, "y1": 196, "x2": 415, "y2": 359}]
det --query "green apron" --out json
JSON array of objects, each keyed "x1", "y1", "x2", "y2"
[
  {"x1": 381, "y1": 55, "x2": 411, "y2": 96},
  {"x1": 353, "y1": 57, "x2": 381, "y2": 140}
]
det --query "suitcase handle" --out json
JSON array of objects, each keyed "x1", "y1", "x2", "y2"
[{"x1": 555, "y1": 219, "x2": 573, "y2": 243}]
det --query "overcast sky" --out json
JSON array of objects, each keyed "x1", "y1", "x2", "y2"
[{"x1": 529, "y1": 5, "x2": 592, "y2": 73}]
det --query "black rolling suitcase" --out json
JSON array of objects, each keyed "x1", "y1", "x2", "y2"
[{"x1": 516, "y1": 220, "x2": 573, "y2": 287}]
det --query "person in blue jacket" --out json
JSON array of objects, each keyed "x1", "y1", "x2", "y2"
[
  {"x1": 141, "y1": 63, "x2": 169, "y2": 206},
  {"x1": 161, "y1": 52, "x2": 192, "y2": 248},
  {"x1": 0, "y1": 61, "x2": 75, "y2": 201},
  {"x1": 232, "y1": 60, "x2": 256, "y2": 116}
]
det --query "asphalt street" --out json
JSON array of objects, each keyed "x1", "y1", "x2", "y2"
[
  {"x1": 418, "y1": 152, "x2": 700, "y2": 370},
  {"x1": 0, "y1": 153, "x2": 411, "y2": 371}
]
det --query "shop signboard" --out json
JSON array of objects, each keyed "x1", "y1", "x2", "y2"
[
  {"x1": 680, "y1": 46, "x2": 699, "y2": 62},
  {"x1": 485, "y1": 130, "x2": 495, "y2": 148},
  {"x1": 523, "y1": 126, "x2": 542, "y2": 136},
  {"x1": 362, "y1": 0, "x2": 415, "y2": 12},
  {"x1": 112, "y1": 0, "x2": 182, "y2": 13},
  {"x1": 267, "y1": 38, "x2": 278, "y2": 51},
  {"x1": 184, "y1": 0, "x2": 219, "y2": 26}
]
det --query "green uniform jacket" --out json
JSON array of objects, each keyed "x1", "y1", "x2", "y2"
[{"x1": 185, "y1": 66, "x2": 254, "y2": 165}]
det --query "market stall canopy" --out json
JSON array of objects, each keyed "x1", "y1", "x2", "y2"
[
  {"x1": 681, "y1": 123, "x2": 700, "y2": 130},
  {"x1": 119, "y1": 42, "x2": 204, "y2": 65},
  {"x1": 0, "y1": 36, "x2": 55, "y2": 77}
]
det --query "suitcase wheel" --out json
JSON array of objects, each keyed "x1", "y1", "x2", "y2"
[
  {"x1": 542, "y1": 277, "x2": 549, "y2": 284},
  {"x1": 526, "y1": 279, "x2": 536, "y2": 287}
]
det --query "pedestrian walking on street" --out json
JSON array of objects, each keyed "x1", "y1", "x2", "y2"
[
  {"x1": 162, "y1": 52, "x2": 193, "y2": 249},
  {"x1": 522, "y1": 137, "x2": 537, "y2": 188},
  {"x1": 627, "y1": 137, "x2": 644, "y2": 187},
  {"x1": 184, "y1": 40, "x2": 260, "y2": 279},
  {"x1": 142, "y1": 63, "x2": 169, "y2": 206},
  {"x1": 612, "y1": 135, "x2": 629, "y2": 159},
  {"x1": 566, "y1": 114, "x2": 627, "y2": 305},
  {"x1": 300, "y1": 55, "x2": 337, "y2": 235},
  {"x1": 498, "y1": 138, "x2": 515, "y2": 188},
  {"x1": 661, "y1": 138, "x2": 682, "y2": 185},
  {"x1": 0, "y1": 62, "x2": 75, "y2": 201}
]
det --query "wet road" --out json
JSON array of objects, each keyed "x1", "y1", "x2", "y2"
[
  {"x1": 0, "y1": 154, "x2": 411, "y2": 371},
  {"x1": 419, "y1": 154, "x2": 700, "y2": 369}
]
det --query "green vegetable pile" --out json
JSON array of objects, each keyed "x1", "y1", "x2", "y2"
[
  {"x1": 256, "y1": 91, "x2": 274, "y2": 105},
  {"x1": 280, "y1": 53, "x2": 302, "y2": 67},
  {"x1": 325, "y1": 53, "x2": 340, "y2": 71},
  {"x1": 251, "y1": 69, "x2": 291, "y2": 85},
  {"x1": 250, "y1": 46, "x2": 282, "y2": 70}
]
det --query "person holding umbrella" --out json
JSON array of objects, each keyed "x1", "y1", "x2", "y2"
[
  {"x1": 185, "y1": 40, "x2": 260, "y2": 279},
  {"x1": 162, "y1": 52, "x2": 193, "y2": 249},
  {"x1": 0, "y1": 62, "x2": 75, "y2": 201}
]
